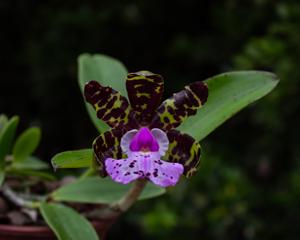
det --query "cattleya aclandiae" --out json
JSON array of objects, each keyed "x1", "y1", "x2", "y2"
[{"x1": 84, "y1": 71, "x2": 208, "y2": 187}]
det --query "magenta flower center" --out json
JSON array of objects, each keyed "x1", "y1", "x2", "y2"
[
  {"x1": 129, "y1": 127, "x2": 159, "y2": 152},
  {"x1": 105, "y1": 127, "x2": 184, "y2": 187}
]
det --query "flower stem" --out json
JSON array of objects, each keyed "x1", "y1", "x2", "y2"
[
  {"x1": 85, "y1": 179, "x2": 147, "y2": 219},
  {"x1": 112, "y1": 179, "x2": 147, "y2": 212},
  {"x1": 1, "y1": 184, "x2": 41, "y2": 209}
]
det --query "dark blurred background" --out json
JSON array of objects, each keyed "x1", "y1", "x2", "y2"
[{"x1": 0, "y1": 0, "x2": 299, "y2": 239}]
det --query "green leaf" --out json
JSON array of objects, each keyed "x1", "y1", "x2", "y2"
[
  {"x1": 7, "y1": 169, "x2": 55, "y2": 181},
  {"x1": 51, "y1": 149, "x2": 92, "y2": 169},
  {"x1": 0, "y1": 116, "x2": 19, "y2": 166},
  {"x1": 0, "y1": 117, "x2": 8, "y2": 173},
  {"x1": 40, "y1": 202, "x2": 99, "y2": 240},
  {"x1": 51, "y1": 176, "x2": 166, "y2": 204},
  {"x1": 12, "y1": 156, "x2": 49, "y2": 170},
  {"x1": 12, "y1": 127, "x2": 41, "y2": 162},
  {"x1": 0, "y1": 171, "x2": 5, "y2": 186},
  {"x1": 78, "y1": 53, "x2": 128, "y2": 133},
  {"x1": 0, "y1": 114, "x2": 8, "y2": 134},
  {"x1": 178, "y1": 71, "x2": 279, "y2": 141}
]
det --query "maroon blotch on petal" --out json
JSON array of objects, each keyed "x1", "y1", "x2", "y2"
[
  {"x1": 84, "y1": 80, "x2": 133, "y2": 128},
  {"x1": 126, "y1": 71, "x2": 164, "y2": 125},
  {"x1": 93, "y1": 128, "x2": 125, "y2": 177},
  {"x1": 150, "y1": 81, "x2": 208, "y2": 130},
  {"x1": 165, "y1": 129, "x2": 201, "y2": 177}
]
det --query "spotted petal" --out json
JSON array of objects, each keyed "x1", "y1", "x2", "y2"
[
  {"x1": 93, "y1": 128, "x2": 126, "y2": 177},
  {"x1": 126, "y1": 71, "x2": 164, "y2": 125},
  {"x1": 84, "y1": 80, "x2": 136, "y2": 129},
  {"x1": 165, "y1": 129, "x2": 201, "y2": 177},
  {"x1": 147, "y1": 158, "x2": 184, "y2": 187},
  {"x1": 150, "y1": 81, "x2": 208, "y2": 131},
  {"x1": 105, "y1": 157, "x2": 142, "y2": 184},
  {"x1": 105, "y1": 151, "x2": 183, "y2": 187}
]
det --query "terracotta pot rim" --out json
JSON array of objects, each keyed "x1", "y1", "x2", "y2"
[
  {"x1": 0, "y1": 218, "x2": 117, "y2": 236},
  {"x1": 0, "y1": 224, "x2": 54, "y2": 237}
]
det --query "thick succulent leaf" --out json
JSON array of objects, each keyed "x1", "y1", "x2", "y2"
[
  {"x1": 93, "y1": 128, "x2": 125, "y2": 177},
  {"x1": 126, "y1": 71, "x2": 164, "y2": 124},
  {"x1": 0, "y1": 171, "x2": 5, "y2": 186},
  {"x1": 178, "y1": 71, "x2": 279, "y2": 141},
  {"x1": 165, "y1": 129, "x2": 201, "y2": 178},
  {"x1": 150, "y1": 81, "x2": 208, "y2": 131},
  {"x1": 12, "y1": 156, "x2": 49, "y2": 170},
  {"x1": 12, "y1": 127, "x2": 41, "y2": 162},
  {"x1": 7, "y1": 169, "x2": 55, "y2": 181},
  {"x1": 51, "y1": 149, "x2": 93, "y2": 169},
  {"x1": 0, "y1": 116, "x2": 19, "y2": 167},
  {"x1": 84, "y1": 80, "x2": 135, "y2": 129},
  {"x1": 78, "y1": 53, "x2": 128, "y2": 133},
  {"x1": 51, "y1": 176, "x2": 166, "y2": 204},
  {"x1": 40, "y1": 203, "x2": 99, "y2": 240},
  {"x1": 0, "y1": 114, "x2": 8, "y2": 134}
]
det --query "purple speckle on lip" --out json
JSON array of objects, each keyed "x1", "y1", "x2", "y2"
[{"x1": 104, "y1": 127, "x2": 184, "y2": 187}]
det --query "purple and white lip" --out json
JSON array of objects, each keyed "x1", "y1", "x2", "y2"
[{"x1": 105, "y1": 127, "x2": 184, "y2": 187}]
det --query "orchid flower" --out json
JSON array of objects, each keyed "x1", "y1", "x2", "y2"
[{"x1": 84, "y1": 71, "x2": 208, "y2": 187}]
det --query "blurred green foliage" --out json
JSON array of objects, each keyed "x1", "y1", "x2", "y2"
[
  {"x1": 0, "y1": 114, "x2": 53, "y2": 183},
  {"x1": 0, "y1": 0, "x2": 299, "y2": 239}
]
